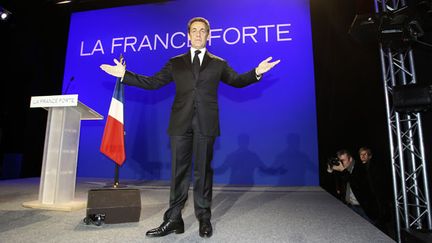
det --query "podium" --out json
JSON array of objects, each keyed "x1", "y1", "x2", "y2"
[{"x1": 23, "y1": 94, "x2": 103, "y2": 211}]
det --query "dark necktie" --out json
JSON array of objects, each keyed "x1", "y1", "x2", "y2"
[{"x1": 193, "y1": 50, "x2": 201, "y2": 78}]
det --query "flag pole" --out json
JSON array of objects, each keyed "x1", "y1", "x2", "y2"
[
  {"x1": 113, "y1": 53, "x2": 125, "y2": 189},
  {"x1": 114, "y1": 164, "x2": 120, "y2": 188}
]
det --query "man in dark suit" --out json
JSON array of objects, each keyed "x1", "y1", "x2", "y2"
[{"x1": 100, "y1": 17, "x2": 280, "y2": 238}]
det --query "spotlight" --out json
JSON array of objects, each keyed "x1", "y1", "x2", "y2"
[
  {"x1": 349, "y1": 1, "x2": 432, "y2": 49},
  {"x1": 348, "y1": 14, "x2": 379, "y2": 44},
  {"x1": 377, "y1": 9, "x2": 424, "y2": 49},
  {"x1": 55, "y1": 0, "x2": 72, "y2": 4},
  {"x1": 0, "y1": 6, "x2": 11, "y2": 21},
  {"x1": 393, "y1": 84, "x2": 432, "y2": 113}
]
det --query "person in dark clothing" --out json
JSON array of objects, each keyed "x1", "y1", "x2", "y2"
[
  {"x1": 357, "y1": 147, "x2": 392, "y2": 233},
  {"x1": 327, "y1": 149, "x2": 380, "y2": 224}
]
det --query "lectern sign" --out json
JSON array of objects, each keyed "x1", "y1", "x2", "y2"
[{"x1": 30, "y1": 94, "x2": 78, "y2": 108}]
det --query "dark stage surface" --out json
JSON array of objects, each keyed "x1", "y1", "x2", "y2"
[{"x1": 0, "y1": 178, "x2": 394, "y2": 242}]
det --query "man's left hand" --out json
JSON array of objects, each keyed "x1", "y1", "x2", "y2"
[
  {"x1": 332, "y1": 163, "x2": 345, "y2": 172},
  {"x1": 255, "y1": 57, "x2": 281, "y2": 76}
]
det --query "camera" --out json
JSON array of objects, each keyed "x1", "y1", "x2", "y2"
[{"x1": 327, "y1": 157, "x2": 341, "y2": 167}]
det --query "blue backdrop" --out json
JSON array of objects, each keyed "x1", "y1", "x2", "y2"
[{"x1": 63, "y1": 0, "x2": 318, "y2": 186}]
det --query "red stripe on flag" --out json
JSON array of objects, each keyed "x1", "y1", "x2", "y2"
[{"x1": 100, "y1": 116, "x2": 125, "y2": 165}]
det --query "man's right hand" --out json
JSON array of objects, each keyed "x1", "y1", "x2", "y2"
[{"x1": 100, "y1": 58, "x2": 126, "y2": 78}]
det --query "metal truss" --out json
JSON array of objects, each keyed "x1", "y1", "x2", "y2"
[{"x1": 375, "y1": 0, "x2": 432, "y2": 242}]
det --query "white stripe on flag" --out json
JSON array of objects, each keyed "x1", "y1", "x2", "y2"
[{"x1": 108, "y1": 97, "x2": 124, "y2": 124}]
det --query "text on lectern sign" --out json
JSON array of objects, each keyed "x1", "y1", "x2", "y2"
[{"x1": 30, "y1": 94, "x2": 79, "y2": 108}]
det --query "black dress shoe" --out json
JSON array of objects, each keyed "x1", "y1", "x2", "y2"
[
  {"x1": 199, "y1": 219, "x2": 212, "y2": 238},
  {"x1": 146, "y1": 219, "x2": 184, "y2": 237}
]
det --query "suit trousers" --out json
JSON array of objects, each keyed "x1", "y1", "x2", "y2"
[{"x1": 163, "y1": 114, "x2": 215, "y2": 221}]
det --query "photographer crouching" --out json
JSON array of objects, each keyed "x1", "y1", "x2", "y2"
[{"x1": 326, "y1": 149, "x2": 380, "y2": 226}]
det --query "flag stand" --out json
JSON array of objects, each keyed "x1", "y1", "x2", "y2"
[{"x1": 104, "y1": 164, "x2": 127, "y2": 188}]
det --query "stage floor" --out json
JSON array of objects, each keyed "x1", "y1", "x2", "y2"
[{"x1": 0, "y1": 178, "x2": 394, "y2": 242}]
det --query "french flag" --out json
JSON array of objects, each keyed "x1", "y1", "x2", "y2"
[{"x1": 100, "y1": 77, "x2": 125, "y2": 166}]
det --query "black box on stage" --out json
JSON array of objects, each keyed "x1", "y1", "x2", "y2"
[{"x1": 86, "y1": 188, "x2": 141, "y2": 224}]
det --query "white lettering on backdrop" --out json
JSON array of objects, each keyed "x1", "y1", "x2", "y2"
[{"x1": 79, "y1": 23, "x2": 292, "y2": 56}]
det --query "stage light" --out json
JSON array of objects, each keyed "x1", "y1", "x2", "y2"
[
  {"x1": 393, "y1": 84, "x2": 432, "y2": 113},
  {"x1": 348, "y1": 14, "x2": 379, "y2": 44},
  {"x1": 56, "y1": 0, "x2": 72, "y2": 4},
  {"x1": 377, "y1": 7, "x2": 426, "y2": 49},
  {"x1": 0, "y1": 7, "x2": 11, "y2": 21},
  {"x1": 349, "y1": 2, "x2": 431, "y2": 49}
]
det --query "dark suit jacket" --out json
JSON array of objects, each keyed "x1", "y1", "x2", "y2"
[{"x1": 122, "y1": 51, "x2": 259, "y2": 136}]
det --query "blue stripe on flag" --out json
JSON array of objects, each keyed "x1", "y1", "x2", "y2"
[{"x1": 113, "y1": 77, "x2": 124, "y2": 102}]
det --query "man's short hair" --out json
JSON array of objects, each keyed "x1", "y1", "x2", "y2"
[
  {"x1": 187, "y1": 17, "x2": 210, "y2": 33},
  {"x1": 336, "y1": 149, "x2": 352, "y2": 158},
  {"x1": 359, "y1": 147, "x2": 372, "y2": 156}
]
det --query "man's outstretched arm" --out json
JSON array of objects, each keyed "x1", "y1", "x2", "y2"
[
  {"x1": 222, "y1": 56, "x2": 281, "y2": 87},
  {"x1": 100, "y1": 58, "x2": 173, "y2": 90}
]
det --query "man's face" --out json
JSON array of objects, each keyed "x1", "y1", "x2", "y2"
[
  {"x1": 338, "y1": 154, "x2": 352, "y2": 167},
  {"x1": 188, "y1": 21, "x2": 209, "y2": 49},
  {"x1": 359, "y1": 150, "x2": 372, "y2": 163}
]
